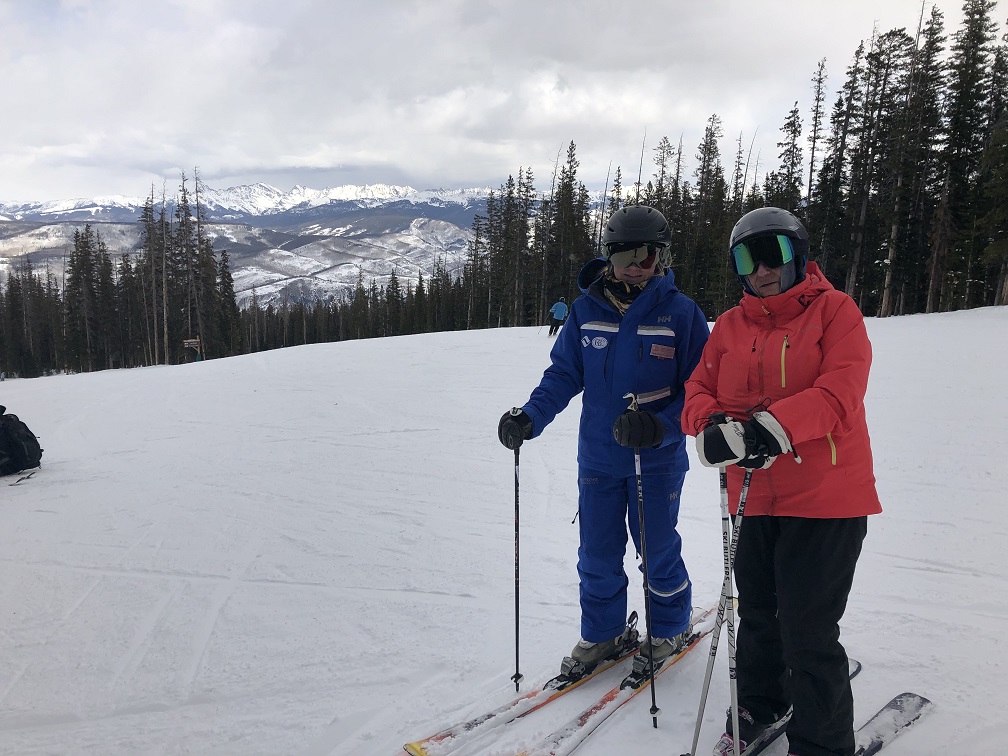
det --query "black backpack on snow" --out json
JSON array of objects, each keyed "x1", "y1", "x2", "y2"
[{"x1": 0, "y1": 405, "x2": 43, "y2": 476}]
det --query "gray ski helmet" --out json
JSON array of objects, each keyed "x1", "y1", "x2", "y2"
[
  {"x1": 601, "y1": 205, "x2": 672, "y2": 266},
  {"x1": 728, "y1": 207, "x2": 809, "y2": 290}
]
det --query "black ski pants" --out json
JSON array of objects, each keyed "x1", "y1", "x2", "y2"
[{"x1": 732, "y1": 515, "x2": 867, "y2": 756}]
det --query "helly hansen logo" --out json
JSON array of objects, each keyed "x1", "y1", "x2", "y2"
[{"x1": 657, "y1": 315, "x2": 672, "y2": 323}]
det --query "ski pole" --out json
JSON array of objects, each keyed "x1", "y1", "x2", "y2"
[
  {"x1": 724, "y1": 467, "x2": 752, "y2": 756},
  {"x1": 682, "y1": 464, "x2": 753, "y2": 756},
  {"x1": 624, "y1": 392, "x2": 661, "y2": 728},
  {"x1": 510, "y1": 446, "x2": 524, "y2": 691}
]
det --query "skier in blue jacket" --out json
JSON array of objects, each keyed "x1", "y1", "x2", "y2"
[
  {"x1": 548, "y1": 297, "x2": 569, "y2": 336},
  {"x1": 498, "y1": 205, "x2": 710, "y2": 675}
]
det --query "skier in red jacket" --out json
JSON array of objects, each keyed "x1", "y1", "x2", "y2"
[{"x1": 681, "y1": 207, "x2": 881, "y2": 756}]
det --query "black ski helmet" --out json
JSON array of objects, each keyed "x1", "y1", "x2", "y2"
[
  {"x1": 728, "y1": 207, "x2": 809, "y2": 293},
  {"x1": 601, "y1": 205, "x2": 672, "y2": 266}
]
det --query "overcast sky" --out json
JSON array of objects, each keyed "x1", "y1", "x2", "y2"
[{"x1": 1, "y1": 0, "x2": 1005, "y2": 203}]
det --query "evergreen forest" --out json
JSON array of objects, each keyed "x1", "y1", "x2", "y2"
[{"x1": 1, "y1": 0, "x2": 1006, "y2": 378}]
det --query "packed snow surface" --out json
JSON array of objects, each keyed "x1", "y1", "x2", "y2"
[{"x1": 1, "y1": 307, "x2": 1006, "y2": 755}]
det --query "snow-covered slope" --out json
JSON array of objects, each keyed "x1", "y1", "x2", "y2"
[{"x1": 1, "y1": 308, "x2": 1005, "y2": 755}]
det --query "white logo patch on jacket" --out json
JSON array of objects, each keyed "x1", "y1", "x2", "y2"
[{"x1": 581, "y1": 321, "x2": 618, "y2": 350}]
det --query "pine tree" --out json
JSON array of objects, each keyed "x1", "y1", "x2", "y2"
[
  {"x1": 809, "y1": 41, "x2": 865, "y2": 276},
  {"x1": 93, "y1": 231, "x2": 118, "y2": 368},
  {"x1": 686, "y1": 114, "x2": 730, "y2": 315},
  {"x1": 64, "y1": 225, "x2": 98, "y2": 371},
  {"x1": 767, "y1": 101, "x2": 804, "y2": 212},
  {"x1": 729, "y1": 132, "x2": 747, "y2": 216},
  {"x1": 216, "y1": 250, "x2": 241, "y2": 355},
  {"x1": 845, "y1": 29, "x2": 914, "y2": 306},
  {"x1": 977, "y1": 113, "x2": 1008, "y2": 304},
  {"x1": 808, "y1": 59, "x2": 829, "y2": 204},
  {"x1": 880, "y1": 7, "x2": 948, "y2": 315},
  {"x1": 606, "y1": 166, "x2": 624, "y2": 217},
  {"x1": 930, "y1": 0, "x2": 999, "y2": 310}
]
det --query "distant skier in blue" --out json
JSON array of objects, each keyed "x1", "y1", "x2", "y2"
[
  {"x1": 498, "y1": 205, "x2": 710, "y2": 677},
  {"x1": 547, "y1": 297, "x2": 568, "y2": 336}
]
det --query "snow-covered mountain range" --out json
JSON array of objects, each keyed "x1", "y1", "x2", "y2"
[
  {"x1": 0, "y1": 183, "x2": 490, "y2": 305},
  {"x1": 0, "y1": 183, "x2": 490, "y2": 223}
]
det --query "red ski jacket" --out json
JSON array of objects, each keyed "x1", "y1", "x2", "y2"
[{"x1": 682, "y1": 263, "x2": 882, "y2": 518}]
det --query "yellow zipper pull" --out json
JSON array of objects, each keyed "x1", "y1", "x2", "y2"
[{"x1": 780, "y1": 334, "x2": 790, "y2": 388}]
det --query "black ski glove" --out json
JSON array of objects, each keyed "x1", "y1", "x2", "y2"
[
  {"x1": 612, "y1": 409, "x2": 664, "y2": 449},
  {"x1": 498, "y1": 408, "x2": 533, "y2": 450}
]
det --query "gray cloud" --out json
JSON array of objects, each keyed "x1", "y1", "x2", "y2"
[{"x1": 0, "y1": 0, "x2": 1001, "y2": 201}]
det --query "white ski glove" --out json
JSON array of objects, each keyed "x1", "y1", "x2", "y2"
[{"x1": 696, "y1": 411, "x2": 791, "y2": 469}]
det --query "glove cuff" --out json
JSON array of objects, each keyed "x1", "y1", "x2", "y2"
[
  {"x1": 696, "y1": 421, "x2": 748, "y2": 467},
  {"x1": 751, "y1": 411, "x2": 791, "y2": 454}
]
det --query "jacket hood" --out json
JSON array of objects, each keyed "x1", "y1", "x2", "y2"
[
  {"x1": 577, "y1": 257, "x2": 679, "y2": 298},
  {"x1": 577, "y1": 258, "x2": 609, "y2": 293}
]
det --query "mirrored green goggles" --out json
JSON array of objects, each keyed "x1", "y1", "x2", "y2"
[
  {"x1": 731, "y1": 234, "x2": 795, "y2": 275},
  {"x1": 606, "y1": 242, "x2": 663, "y2": 269}
]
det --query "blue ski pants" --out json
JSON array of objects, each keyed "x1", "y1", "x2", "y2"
[{"x1": 576, "y1": 467, "x2": 691, "y2": 642}]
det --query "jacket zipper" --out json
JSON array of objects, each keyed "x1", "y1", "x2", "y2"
[
  {"x1": 757, "y1": 332, "x2": 769, "y2": 396},
  {"x1": 757, "y1": 305, "x2": 779, "y2": 512},
  {"x1": 780, "y1": 335, "x2": 790, "y2": 388},
  {"x1": 826, "y1": 433, "x2": 837, "y2": 465}
]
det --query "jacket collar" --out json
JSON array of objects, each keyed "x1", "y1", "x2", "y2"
[
  {"x1": 577, "y1": 258, "x2": 679, "y2": 314},
  {"x1": 738, "y1": 262, "x2": 833, "y2": 322}
]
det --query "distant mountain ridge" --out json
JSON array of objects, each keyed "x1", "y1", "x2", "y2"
[
  {"x1": 0, "y1": 182, "x2": 491, "y2": 223},
  {"x1": 0, "y1": 183, "x2": 490, "y2": 305}
]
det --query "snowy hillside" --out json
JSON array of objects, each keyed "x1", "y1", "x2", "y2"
[{"x1": 0, "y1": 308, "x2": 1006, "y2": 755}]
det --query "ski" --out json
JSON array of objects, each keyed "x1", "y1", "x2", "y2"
[
  {"x1": 853, "y1": 692, "x2": 932, "y2": 756},
  {"x1": 712, "y1": 657, "x2": 862, "y2": 756},
  {"x1": 516, "y1": 605, "x2": 718, "y2": 756},
  {"x1": 403, "y1": 613, "x2": 641, "y2": 756}
]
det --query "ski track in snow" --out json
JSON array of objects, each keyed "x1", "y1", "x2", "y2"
[{"x1": 0, "y1": 308, "x2": 1006, "y2": 754}]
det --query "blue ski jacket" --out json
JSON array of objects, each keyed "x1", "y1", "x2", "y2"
[
  {"x1": 523, "y1": 259, "x2": 710, "y2": 477},
  {"x1": 549, "y1": 300, "x2": 569, "y2": 321}
]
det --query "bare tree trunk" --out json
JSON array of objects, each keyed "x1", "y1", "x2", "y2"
[
  {"x1": 881, "y1": 21, "x2": 926, "y2": 316},
  {"x1": 848, "y1": 36, "x2": 894, "y2": 300},
  {"x1": 846, "y1": 190, "x2": 871, "y2": 297},
  {"x1": 194, "y1": 168, "x2": 209, "y2": 359},
  {"x1": 161, "y1": 189, "x2": 170, "y2": 364},
  {"x1": 538, "y1": 149, "x2": 561, "y2": 325},
  {"x1": 996, "y1": 259, "x2": 1008, "y2": 305},
  {"x1": 879, "y1": 169, "x2": 905, "y2": 317},
  {"x1": 926, "y1": 172, "x2": 952, "y2": 313},
  {"x1": 139, "y1": 262, "x2": 152, "y2": 366}
]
